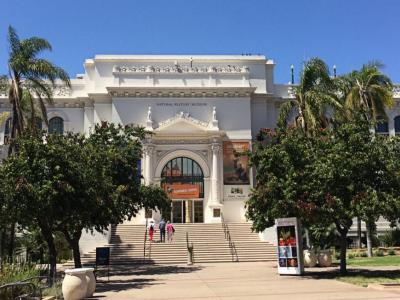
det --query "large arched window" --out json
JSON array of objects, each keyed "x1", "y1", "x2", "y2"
[
  {"x1": 4, "y1": 117, "x2": 11, "y2": 144},
  {"x1": 48, "y1": 117, "x2": 64, "y2": 134},
  {"x1": 376, "y1": 119, "x2": 389, "y2": 135},
  {"x1": 161, "y1": 157, "x2": 204, "y2": 198},
  {"x1": 394, "y1": 116, "x2": 400, "y2": 135}
]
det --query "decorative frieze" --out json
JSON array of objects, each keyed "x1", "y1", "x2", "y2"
[
  {"x1": 158, "y1": 111, "x2": 209, "y2": 129},
  {"x1": 113, "y1": 65, "x2": 249, "y2": 74}
]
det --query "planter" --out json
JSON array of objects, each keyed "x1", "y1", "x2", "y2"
[
  {"x1": 303, "y1": 250, "x2": 317, "y2": 268},
  {"x1": 317, "y1": 250, "x2": 332, "y2": 267},
  {"x1": 81, "y1": 267, "x2": 96, "y2": 297},
  {"x1": 62, "y1": 268, "x2": 88, "y2": 300}
]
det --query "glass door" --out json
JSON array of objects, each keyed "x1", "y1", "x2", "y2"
[
  {"x1": 172, "y1": 201, "x2": 183, "y2": 223},
  {"x1": 194, "y1": 201, "x2": 203, "y2": 223}
]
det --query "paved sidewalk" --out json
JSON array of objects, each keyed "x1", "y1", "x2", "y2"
[{"x1": 91, "y1": 262, "x2": 400, "y2": 300}]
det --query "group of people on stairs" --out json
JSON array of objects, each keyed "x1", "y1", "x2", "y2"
[{"x1": 148, "y1": 219, "x2": 175, "y2": 243}]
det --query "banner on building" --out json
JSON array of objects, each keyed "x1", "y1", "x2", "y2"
[
  {"x1": 223, "y1": 141, "x2": 250, "y2": 185},
  {"x1": 165, "y1": 184, "x2": 200, "y2": 199}
]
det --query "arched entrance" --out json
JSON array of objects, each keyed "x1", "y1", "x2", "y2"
[{"x1": 161, "y1": 157, "x2": 204, "y2": 223}]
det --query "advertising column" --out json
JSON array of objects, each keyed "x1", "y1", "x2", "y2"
[{"x1": 276, "y1": 217, "x2": 304, "y2": 275}]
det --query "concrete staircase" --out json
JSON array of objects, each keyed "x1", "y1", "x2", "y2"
[{"x1": 66, "y1": 223, "x2": 276, "y2": 266}]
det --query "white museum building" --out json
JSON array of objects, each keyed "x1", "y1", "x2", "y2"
[{"x1": 1, "y1": 55, "x2": 400, "y2": 226}]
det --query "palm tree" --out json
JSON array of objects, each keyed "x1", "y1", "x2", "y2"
[
  {"x1": 5, "y1": 25, "x2": 70, "y2": 151},
  {"x1": 340, "y1": 61, "x2": 393, "y2": 122},
  {"x1": 338, "y1": 62, "x2": 393, "y2": 257},
  {"x1": 278, "y1": 58, "x2": 341, "y2": 134},
  {"x1": 1, "y1": 25, "x2": 70, "y2": 281}
]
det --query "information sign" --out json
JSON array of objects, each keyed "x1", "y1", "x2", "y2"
[{"x1": 275, "y1": 217, "x2": 304, "y2": 275}]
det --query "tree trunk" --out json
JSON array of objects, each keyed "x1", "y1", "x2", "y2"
[
  {"x1": 357, "y1": 217, "x2": 362, "y2": 249},
  {"x1": 305, "y1": 228, "x2": 311, "y2": 249},
  {"x1": 339, "y1": 230, "x2": 348, "y2": 275},
  {"x1": 8, "y1": 223, "x2": 15, "y2": 258},
  {"x1": 39, "y1": 224, "x2": 57, "y2": 284},
  {"x1": 62, "y1": 230, "x2": 82, "y2": 268},
  {"x1": 366, "y1": 221, "x2": 374, "y2": 257},
  {"x1": 0, "y1": 228, "x2": 5, "y2": 271},
  {"x1": 72, "y1": 239, "x2": 81, "y2": 268}
]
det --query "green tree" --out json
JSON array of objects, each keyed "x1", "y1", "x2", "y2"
[
  {"x1": 278, "y1": 58, "x2": 340, "y2": 133},
  {"x1": 336, "y1": 62, "x2": 394, "y2": 255},
  {"x1": 247, "y1": 119, "x2": 400, "y2": 275},
  {"x1": 0, "y1": 123, "x2": 170, "y2": 279},
  {"x1": 0, "y1": 26, "x2": 70, "y2": 259}
]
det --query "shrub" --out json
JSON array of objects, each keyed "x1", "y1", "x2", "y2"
[
  {"x1": 348, "y1": 253, "x2": 355, "y2": 259},
  {"x1": 360, "y1": 251, "x2": 368, "y2": 257},
  {"x1": 388, "y1": 249, "x2": 396, "y2": 256},
  {"x1": 0, "y1": 262, "x2": 43, "y2": 299},
  {"x1": 374, "y1": 249, "x2": 385, "y2": 257},
  {"x1": 380, "y1": 229, "x2": 400, "y2": 247}
]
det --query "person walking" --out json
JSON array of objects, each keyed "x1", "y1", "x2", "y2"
[
  {"x1": 159, "y1": 218, "x2": 166, "y2": 243},
  {"x1": 148, "y1": 220, "x2": 155, "y2": 242},
  {"x1": 166, "y1": 221, "x2": 175, "y2": 243}
]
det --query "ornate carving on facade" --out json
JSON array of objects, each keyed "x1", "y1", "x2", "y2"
[
  {"x1": 113, "y1": 65, "x2": 249, "y2": 74},
  {"x1": 158, "y1": 111, "x2": 209, "y2": 129},
  {"x1": 211, "y1": 142, "x2": 221, "y2": 154},
  {"x1": 210, "y1": 106, "x2": 219, "y2": 130},
  {"x1": 146, "y1": 106, "x2": 154, "y2": 130}
]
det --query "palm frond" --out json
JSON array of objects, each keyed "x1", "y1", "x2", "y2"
[{"x1": 277, "y1": 101, "x2": 296, "y2": 128}]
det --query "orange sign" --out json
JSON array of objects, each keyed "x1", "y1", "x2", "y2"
[{"x1": 165, "y1": 184, "x2": 200, "y2": 199}]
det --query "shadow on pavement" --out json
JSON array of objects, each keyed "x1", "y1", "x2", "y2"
[
  {"x1": 304, "y1": 268, "x2": 400, "y2": 280},
  {"x1": 90, "y1": 264, "x2": 203, "y2": 297}
]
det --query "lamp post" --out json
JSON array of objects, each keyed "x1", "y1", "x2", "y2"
[
  {"x1": 333, "y1": 65, "x2": 337, "y2": 78},
  {"x1": 290, "y1": 64, "x2": 294, "y2": 84}
]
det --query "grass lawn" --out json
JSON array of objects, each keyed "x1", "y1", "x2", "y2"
[
  {"x1": 346, "y1": 255, "x2": 400, "y2": 267},
  {"x1": 336, "y1": 270, "x2": 400, "y2": 287},
  {"x1": 330, "y1": 256, "x2": 400, "y2": 287}
]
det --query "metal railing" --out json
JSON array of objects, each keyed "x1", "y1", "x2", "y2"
[
  {"x1": 186, "y1": 231, "x2": 194, "y2": 264},
  {"x1": 0, "y1": 276, "x2": 51, "y2": 300},
  {"x1": 221, "y1": 213, "x2": 238, "y2": 262}
]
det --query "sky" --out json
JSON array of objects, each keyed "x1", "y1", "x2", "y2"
[{"x1": 0, "y1": 0, "x2": 399, "y2": 84}]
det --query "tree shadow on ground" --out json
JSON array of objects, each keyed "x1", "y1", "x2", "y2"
[
  {"x1": 90, "y1": 264, "x2": 203, "y2": 298},
  {"x1": 304, "y1": 268, "x2": 400, "y2": 280},
  {"x1": 98, "y1": 264, "x2": 203, "y2": 277}
]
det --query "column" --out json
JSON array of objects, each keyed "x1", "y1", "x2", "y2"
[
  {"x1": 389, "y1": 115, "x2": 395, "y2": 136},
  {"x1": 211, "y1": 142, "x2": 221, "y2": 205},
  {"x1": 83, "y1": 105, "x2": 94, "y2": 137},
  {"x1": 143, "y1": 144, "x2": 154, "y2": 185}
]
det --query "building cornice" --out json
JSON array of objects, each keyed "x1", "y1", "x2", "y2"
[{"x1": 106, "y1": 86, "x2": 256, "y2": 98}]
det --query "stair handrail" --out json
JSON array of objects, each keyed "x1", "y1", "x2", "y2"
[
  {"x1": 143, "y1": 219, "x2": 148, "y2": 262},
  {"x1": 186, "y1": 231, "x2": 194, "y2": 264},
  {"x1": 221, "y1": 213, "x2": 238, "y2": 262}
]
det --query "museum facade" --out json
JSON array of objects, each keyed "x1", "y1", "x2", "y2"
[{"x1": 1, "y1": 55, "x2": 400, "y2": 224}]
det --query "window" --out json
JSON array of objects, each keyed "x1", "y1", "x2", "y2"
[
  {"x1": 4, "y1": 117, "x2": 11, "y2": 144},
  {"x1": 48, "y1": 117, "x2": 64, "y2": 134},
  {"x1": 376, "y1": 119, "x2": 389, "y2": 135},
  {"x1": 395, "y1": 116, "x2": 400, "y2": 135},
  {"x1": 161, "y1": 157, "x2": 204, "y2": 198}
]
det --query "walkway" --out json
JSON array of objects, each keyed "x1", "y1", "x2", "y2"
[{"x1": 92, "y1": 262, "x2": 400, "y2": 300}]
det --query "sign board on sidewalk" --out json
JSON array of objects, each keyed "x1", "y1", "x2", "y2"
[
  {"x1": 96, "y1": 247, "x2": 110, "y2": 266},
  {"x1": 275, "y1": 217, "x2": 304, "y2": 275}
]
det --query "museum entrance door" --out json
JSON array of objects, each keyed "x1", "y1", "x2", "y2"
[
  {"x1": 171, "y1": 200, "x2": 203, "y2": 223},
  {"x1": 161, "y1": 157, "x2": 204, "y2": 223}
]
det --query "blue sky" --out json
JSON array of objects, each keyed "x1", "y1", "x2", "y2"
[{"x1": 0, "y1": 0, "x2": 399, "y2": 83}]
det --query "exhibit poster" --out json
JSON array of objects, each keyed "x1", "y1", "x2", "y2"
[
  {"x1": 223, "y1": 141, "x2": 250, "y2": 185},
  {"x1": 164, "y1": 184, "x2": 200, "y2": 199},
  {"x1": 276, "y1": 217, "x2": 304, "y2": 275}
]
